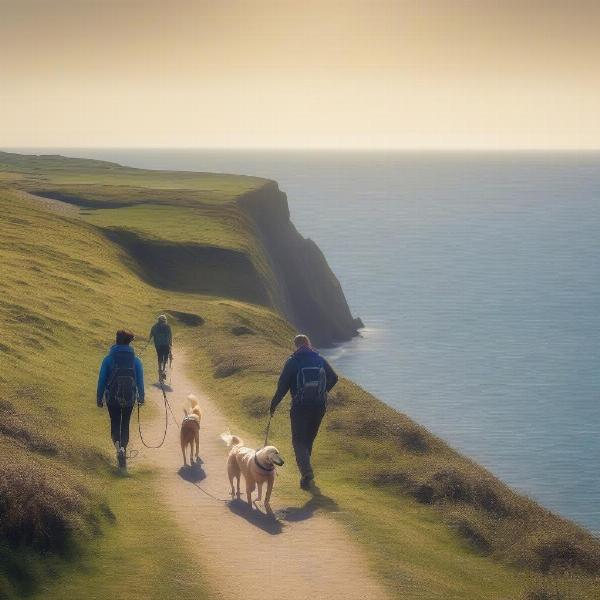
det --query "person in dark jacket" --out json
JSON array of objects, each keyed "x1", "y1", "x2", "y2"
[
  {"x1": 270, "y1": 334, "x2": 338, "y2": 490},
  {"x1": 148, "y1": 314, "x2": 172, "y2": 380},
  {"x1": 97, "y1": 329, "x2": 145, "y2": 469}
]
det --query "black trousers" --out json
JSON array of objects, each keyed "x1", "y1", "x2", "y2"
[
  {"x1": 290, "y1": 404, "x2": 326, "y2": 478},
  {"x1": 155, "y1": 345, "x2": 170, "y2": 370},
  {"x1": 107, "y1": 403, "x2": 134, "y2": 448}
]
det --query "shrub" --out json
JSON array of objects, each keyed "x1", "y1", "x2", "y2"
[
  {"x1": 241, "y1": 395, "x2": 269, "y2": 419},
  {"x1": 231, "y1": 325, "x2": 254, "y2": 336},
  {"x1": 0, "y1": 460, "x2": 100, "y2": 554},
  {"x1": 454, "y1": 519, "x2": 491, "y2": 554},
  {"x1": 168, "y1": 310, "x2": 204, "y2": 327},
  {"x1": 533, "y1": 538, "x2": 600, "y2": 575}
]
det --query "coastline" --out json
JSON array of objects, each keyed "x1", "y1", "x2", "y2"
[{"x1": 1, "y1": 151, "x2": 599, "y2": 599}]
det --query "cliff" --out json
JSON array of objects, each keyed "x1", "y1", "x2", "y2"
[
  {"x1": 0, "y1": 151, "x2": 362, "y2": 346},
  {"x1": 237, "y1": 181, "x2": 363, "y2": 346}
]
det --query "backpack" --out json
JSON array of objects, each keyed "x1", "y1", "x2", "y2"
[
  {"x1": 107, "y1": 350, "x2": 137, "y2": 407},
  {"x1": 294, "y1": 354, "x2": 327, "y2": 406}
]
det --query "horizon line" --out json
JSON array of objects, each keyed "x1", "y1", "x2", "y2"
[{"x1": 4, "y1": 146, "x2": 600, "y2": 154}]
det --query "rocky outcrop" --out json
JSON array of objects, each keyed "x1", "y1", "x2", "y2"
[{"x1": 237, "y1": 181, "x2": 363, "y2": 347}]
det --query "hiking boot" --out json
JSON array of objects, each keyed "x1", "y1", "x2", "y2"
[
  {"x1": 118, "y1": 447, "x2": 126, "y2": 470},
  {"x1": 300, "y1": 474, "x2": 314, "y2": 490}
]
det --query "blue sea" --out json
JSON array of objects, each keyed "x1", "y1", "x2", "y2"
[{"x1": 18, "y1": 148, "x2": 600, "y2": 535}]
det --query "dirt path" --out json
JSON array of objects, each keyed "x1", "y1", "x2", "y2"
[{"x1": 136, "y1": 349, "x2": 390, "y2": 600}]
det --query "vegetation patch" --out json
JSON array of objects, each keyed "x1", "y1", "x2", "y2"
[
  {"x1": 231, "y1": 325, "x2": 255, "y2": 336},
  {"x1": 0, "y1": 455, "x2": 101, "y2": 554},
  {"x1": 168, "y1": 310, "x2": 205, "y2": 327}
]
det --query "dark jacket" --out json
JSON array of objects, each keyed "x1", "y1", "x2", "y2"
[
  {"x1": 97, "y1": 344, "x2": 145, "y2": 404},
  {"x1": 149, "y1": 322, "x2": 172, "y2": 348},
  {"x1": 270, "y1": 346, "x2": 338, "y2": 412}
]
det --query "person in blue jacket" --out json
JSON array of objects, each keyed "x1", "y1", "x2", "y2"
[
  {"x1": 97, "y1": 329, "x2": 145, "y2": 469},
  {"x1": 270, "y1": 334, "x2": 338, "y2": 490}
]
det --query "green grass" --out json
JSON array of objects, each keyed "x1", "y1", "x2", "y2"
[
  {"x1": 81, "y1": 204, "x2": 253, "y2": 250},
  {"x1": 0, "y1": 190, "x2": 212, "y2": 599},
  {"x1": 1, "y1": 152, "x2": 599, "y2": 600}
]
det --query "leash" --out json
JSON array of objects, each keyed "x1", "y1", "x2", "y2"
[
  {"x1": 189, "y1": 481, "x2": 229, "y2": 503},
  {"x1": 263, "y1": 414, "x2": 272, "y2": 448},
  {"x1": 161, "y1": 379, "x2": 180, "y2": 427},
  {"x1": 137, "y1": 392, "x2": 169, "y2": 449}
]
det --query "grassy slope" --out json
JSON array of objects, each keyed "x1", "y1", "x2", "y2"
[
  {"x1": 1, "y1": 153, "x2": 599, "y2": 600},
  {"x1": 0, "y1": 189, "x2": 213, "y2": 600}
]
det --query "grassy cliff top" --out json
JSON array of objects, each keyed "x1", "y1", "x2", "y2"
[{"x1": 0, "y1": 150, "x2": 267, "y2": 204}]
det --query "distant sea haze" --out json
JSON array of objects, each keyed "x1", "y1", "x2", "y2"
[{"x1": 23, "y1": 148, "x2": 600, "y2": 535}]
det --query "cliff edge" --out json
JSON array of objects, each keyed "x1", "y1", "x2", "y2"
[{"x1": 238, "y1": 181, "x2": 363, "y2": 346}]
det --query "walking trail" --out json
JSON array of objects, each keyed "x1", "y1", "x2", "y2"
[{"x1": 136, "y1": 348, "x2": 390, "y2": 600}]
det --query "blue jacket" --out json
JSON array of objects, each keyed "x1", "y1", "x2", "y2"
[
  {"x1": 96, "y1": 344, "x2": 145, "y2": 404},
  {"x1": 270, "y1": 346, "x2": 338, "y2": 412}
]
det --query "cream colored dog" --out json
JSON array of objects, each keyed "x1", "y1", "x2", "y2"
[
  {"x1": 180, "y1": 394, "x2": 201, "y2": 466},
  {"x1": 220, "y1": 432, "x2": 284, "y2": 510}
]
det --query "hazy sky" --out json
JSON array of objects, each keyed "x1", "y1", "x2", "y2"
[{"x1": 1, "y1": 0, "x2": 600, "y2": 149}]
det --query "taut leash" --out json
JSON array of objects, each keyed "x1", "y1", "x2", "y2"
[{"x1": 263, "y1": 414, "x2": 272, "y2": 448}]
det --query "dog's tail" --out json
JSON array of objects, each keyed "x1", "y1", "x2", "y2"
[
  {"x1": 220, "y1": 431, "x2": 242, "y2": 448},
  {"x1": 184, "y1": 393, "x2": 201, "y2": 418}
]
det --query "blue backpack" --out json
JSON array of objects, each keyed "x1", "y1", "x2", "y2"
[
  {"x1": 107, "y1": 350, "x2": 137, "y2": 407},
  {"x1": 293, "y1": 353, "x2": 327, "y2": 406}
]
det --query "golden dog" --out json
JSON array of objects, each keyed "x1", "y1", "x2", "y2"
[
  {"x1": 180, "y1": 394, "x2": 201, "y2": 466},
  {"x1": 220, "y1": 432, "x2": 284, "y2": 510}
]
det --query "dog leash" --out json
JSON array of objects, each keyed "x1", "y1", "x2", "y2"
[
  {"x1": 263, "y1": 414, "x2": 272, "y2": 448},
  {"x1": 137, "y1": 397, "x2": 168, "y2": 449},
  {"x1": 161, "y1": 379, "x2": 180, "y2": 427},
  {"x1": 137, "y1": 379, "x2": 175, "y2": 448},
  {"x1": 189, "y1": 481, "x2": 229, "y2": 503}
]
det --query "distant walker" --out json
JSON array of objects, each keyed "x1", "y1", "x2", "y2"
[
  {"x1": 270, "y1": 334, "x2": 338, "y2": 490},
  {"x1": 148, "y1": 314, "x2": 172, "y2": 382}
]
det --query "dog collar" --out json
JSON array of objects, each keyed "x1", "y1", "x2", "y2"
[{"x1": 254, "y1": 452, "x2": 274, "y2": 472}]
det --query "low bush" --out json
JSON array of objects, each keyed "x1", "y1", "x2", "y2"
[{"x1": 0, "y1": 456, "x2": 106, "y2": 554}]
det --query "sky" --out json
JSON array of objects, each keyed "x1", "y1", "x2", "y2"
[{"x1": 1, "y1": 0, "x2": 600, "y2": 149}]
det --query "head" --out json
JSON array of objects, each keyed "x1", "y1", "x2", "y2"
[
  {"x1": 158, "y1": 314, "x2": 167, "y2": 324},
  {"x1": 115, "y1": 329, "x2": 135, "y2": 345},
  {"x1": 257, "y1": 445, "x2": 285, "y2": 467},
  {"x1": 293, "y1": 334, "x2": 311, "y2": 350}
]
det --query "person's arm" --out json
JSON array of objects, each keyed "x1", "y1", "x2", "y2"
[
  {"x1": 96, "y1": 356, "x2": 110, "y2": 406},
  {"x1": 323, "y1": 358, "x2": 338, "y2": 392},
  {"x1": 270, "y1": 358, "x2": 295, "y2": 415},
  {"x1": 135, "y1": 357, "x2": 145, "y2": 404},
  {"x1": 167, "y1": 325, "x2": 173, "y2": 348},
  {"x1": 148, "y1": 324, "x2": 155, "y2": 343}
]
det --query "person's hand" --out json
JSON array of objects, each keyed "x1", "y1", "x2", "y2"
[
  {"x1": 269, "y1": 406, "x2": 276, "y2": 417},
  {"x1": 97, "y1": 398, "x2": 104, "y2": 408},
  {"x1": 138, "y1": 398, "x2": 145, "y2": 406}
]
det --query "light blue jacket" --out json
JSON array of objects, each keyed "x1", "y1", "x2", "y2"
[{"x1": 96, "y1": 344, "x2": 145, "y2": 404}]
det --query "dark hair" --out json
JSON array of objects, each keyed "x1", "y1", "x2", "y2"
[{"x1": 116, "y1": 329, "x2": 135, "y2": 345}]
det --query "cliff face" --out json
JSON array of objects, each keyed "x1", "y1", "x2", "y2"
[{"x1": 237, "y1": 181, "x2": 363, "y2": 347}]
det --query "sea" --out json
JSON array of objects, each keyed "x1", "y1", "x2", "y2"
[{"x1": 13, "y1": 148, "x2": 600, "y2": 535}]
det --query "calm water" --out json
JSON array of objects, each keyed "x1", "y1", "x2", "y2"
[{"x1": 19, "y1": 149, "x2": 600, "y2": 534}]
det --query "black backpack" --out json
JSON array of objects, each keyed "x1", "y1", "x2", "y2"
[
  {"x1": 107, "y1": 350, "x2": 137, "y2": 407},
  {"x1": 294, "y1": 354, "x2": 327, "y2": 406}
]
